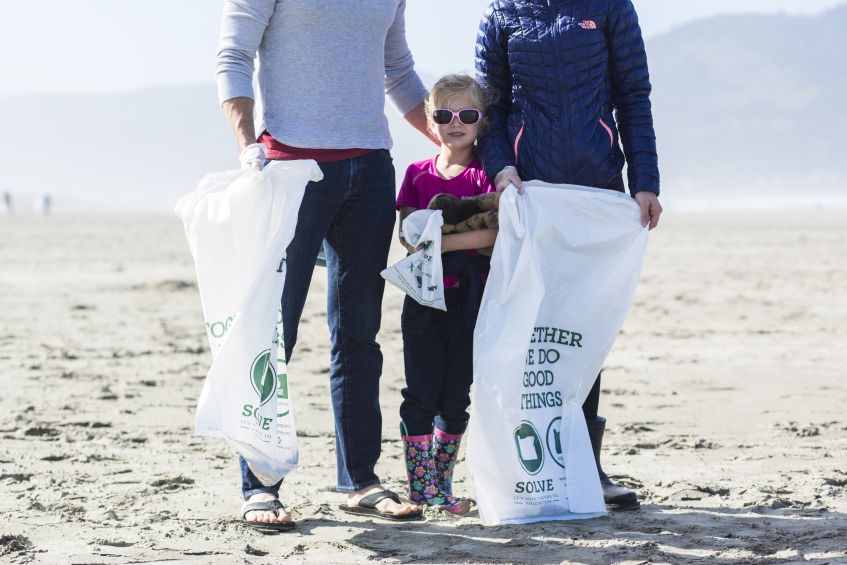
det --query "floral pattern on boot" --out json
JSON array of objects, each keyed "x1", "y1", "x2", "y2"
[
  {"x1": 433, "y1": 429, "x2": 463, "y2": 496},
  {"x1": 432, "y1": 429, "x2": 471, "y2": 515},
  {"x1": 403, "y1": 433, "x2": 467, "y2": 513},
  {"x1": 404, "y1": 435, "x2": 445, "y2": 505}
]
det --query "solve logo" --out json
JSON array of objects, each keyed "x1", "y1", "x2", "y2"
[
  {"x1": 250, "y1": 349, "x2": 277, "y2": 406},
  {"x1": 546, "y1": 417, "x2": 565, "y2": 469},
  {"x1": 242, "y1": 350, "x2": 278, "y2": 432},
  {"x1": 513, "y1": 421, "x2": 544, "y2": 475}
]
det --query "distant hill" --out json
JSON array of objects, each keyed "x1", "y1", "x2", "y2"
[
  {"x1": 0, "y1": 85, "x2": 433, "y2": 212},
  {"x1": 0, "y1": 7, "x2": 845, "y2": 212},
  {"x1": 647, "y1": 5, "x2": 847, "y2": 204}
]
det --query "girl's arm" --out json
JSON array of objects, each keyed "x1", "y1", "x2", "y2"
[
  {"x1": 398, "y1": 206, "x2": 418, "y2": 253},
  {"x1": 442, "y1": 229, "x2": 498, "y2": 254}
]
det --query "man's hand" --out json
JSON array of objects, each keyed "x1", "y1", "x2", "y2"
[
  {"x1": 239, "y1": 143, "x2": 267, "y2": 171},
  {"x1": 494, "y1": 166, "x2": 524, "y2": 193},
  {"x1": 404, "y1": 101, "x2": 439, "y2": 145},
  {"x1": 634, "y1": 191, "x2": 663, "y2": 230}
]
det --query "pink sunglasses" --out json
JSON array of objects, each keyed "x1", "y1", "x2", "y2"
[{"x1": 432, "y1": 108, "x2": 483, "y2": 125}]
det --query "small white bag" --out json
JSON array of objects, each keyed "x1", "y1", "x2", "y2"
[
  {"x1": 175, "y1": 160, "x2": 323, "y2": 485},
  {"x1": 468, "y1": 182, "x2": 648, "y2": 525},
  {"x1": 381, "y1": 209, "x2": 447, "y2": 311}
]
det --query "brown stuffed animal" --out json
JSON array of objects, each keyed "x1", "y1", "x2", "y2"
[{"x1": 427, "y1": 191, "x2": 501, "y2": 234}]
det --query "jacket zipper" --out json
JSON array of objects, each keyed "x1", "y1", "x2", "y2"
[{"x1": 547, "y1": 0, "x2": 573, "y2": 178}]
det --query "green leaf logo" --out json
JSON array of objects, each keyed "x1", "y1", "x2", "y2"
[{"x1": 250, "y1": 350, "x2": 277, "y2": 406}]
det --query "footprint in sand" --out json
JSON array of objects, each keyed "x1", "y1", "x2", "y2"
[
  {"x1": 150, "y1": 476, "x2": 195, "y2": 492},
  {"x1": 617, "y1": 422, "x2": 657, "y2": 433},
  {"x1": 774, "y1": 421, "x2": 821, "y2": 437},
  {"x1": 0, "y1": 473, "x2": 33, "y2": 483},
  {"x1": 23, "y1": 426, "x2": 60, "y2": 439},
  {"x1": 0, "y1": 535, "x2": 33, "y2": 558}
]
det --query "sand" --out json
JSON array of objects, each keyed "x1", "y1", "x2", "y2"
[{"x1": 1, "y1": 210, "x2": 846, "y2": 564}]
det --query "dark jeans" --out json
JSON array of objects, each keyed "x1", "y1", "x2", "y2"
[
  {"x1": 241, "y1": 149, "x2": 396, "y2": 499},
  {"x1": 399, "y1": 290, "x2": 474, "y2": 436}
]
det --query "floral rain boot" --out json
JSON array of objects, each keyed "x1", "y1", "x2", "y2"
[
  {"x1": 402, "y1": 430, "x2": 468, "y2": 513},
  {"x1": 402, "y1": 433, "x2": 444, "y2": 505},
  {"x1": 432, "y1": 428, "x2": 471, "y2": 514}
]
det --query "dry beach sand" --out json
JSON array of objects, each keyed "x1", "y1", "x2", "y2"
[{"x1": 1, "y1": 210, "x2": 846, "y2": 564}]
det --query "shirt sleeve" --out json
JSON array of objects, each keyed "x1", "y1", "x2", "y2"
[
  {"x1": 215, "y1": 0, "x2": 277, "y2": 106},
  {"x1": 384, "y1": 0, "x2": 429, "y2": 115},
  {"x1": 396, "y1": 165, "x2": 421, "y2": 210}
]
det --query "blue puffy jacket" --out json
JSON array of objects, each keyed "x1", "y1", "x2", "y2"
[{"x1": 476, "y1": 0, "x2": 660, "y2": 195}]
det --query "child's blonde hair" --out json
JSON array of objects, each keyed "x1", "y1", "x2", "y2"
[{"x1": 425, "y1": 74, "x2": 496, "y2": 136}]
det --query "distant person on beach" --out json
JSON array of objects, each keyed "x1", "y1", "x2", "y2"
[
  {"x1": 396, "y1": 75, "x2": 497, "y2": 515},
  {"x1": 1, "y1": 192, "x2": 11, "y2": 215},
  {"x1": 216, "y1": 0, "x2": 432, "y2": 531},
  {"x1": 33, "y1": 194, "x2": 51, "y2": 216},
  {"x1": 476, "y1": 0, "x2": 663, "y2": 509}
]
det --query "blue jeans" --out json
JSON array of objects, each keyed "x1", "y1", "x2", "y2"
[{"x1": 241, "y1": 150, "x2": 396, "y2": 499}]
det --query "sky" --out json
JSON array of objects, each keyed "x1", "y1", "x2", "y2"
[{"x1": 0, "y1": 0, "x2": 845, "y2": 97}]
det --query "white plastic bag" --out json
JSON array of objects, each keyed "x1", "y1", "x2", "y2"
[
  {"x1": 381, "y1": 209, "x2": 447, "y2": 311},
  {"x1": 175, "y1": 160, "x2": 323, "y2": 485},
  {"x1": 468, "y1": 182, "x2": 648, "y2": 525}
]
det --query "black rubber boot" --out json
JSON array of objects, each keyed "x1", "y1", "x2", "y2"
[{"x1": 586, "y1": 416, "x2": 640, "y2": 510}]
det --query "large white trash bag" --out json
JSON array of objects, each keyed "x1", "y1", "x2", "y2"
[
  {"x1": 381, "y1": 209, "x2": 447, "y2": 311},
  {"x1": 175, "y1": 160, "x2": 323, "y2": 485},
  {"x1": 468, "y1": 182, "x2": 648, "y2": 525}
]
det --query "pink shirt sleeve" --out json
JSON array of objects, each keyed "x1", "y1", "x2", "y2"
[
  {"x1": 396, "y1": 164, "x2": 421, "y2": 210},
  {"x1": 478, "y1": 167, "x2": 497, "y2": 194}
]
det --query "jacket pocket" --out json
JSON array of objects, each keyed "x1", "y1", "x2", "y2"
[
  {"x1": 598, "y1": 117, "x2": 614, "y2": 151},
  {"x1": 513, "y1": 119, "x2": 526, "y2": 164}
]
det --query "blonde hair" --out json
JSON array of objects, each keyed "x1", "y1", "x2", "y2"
[{"x1": 425, "y1": 74, "x2": 496, "y2": 136}]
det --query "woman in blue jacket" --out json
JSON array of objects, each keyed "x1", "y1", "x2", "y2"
[{"x1": 476, "y1": 0, "x2": 663, "y2": 510}]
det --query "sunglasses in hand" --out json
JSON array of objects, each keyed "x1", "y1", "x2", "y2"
[{"x1": 432, "y1": 108, "x2": 483, "y2": 125}]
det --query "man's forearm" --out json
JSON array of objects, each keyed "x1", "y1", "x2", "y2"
[
  {"x1": 222, "y1": 97, "x2": 257, "y2": 151},
  {"x1": 404, "y1": 102, "x2": 439, "y2": 145}
]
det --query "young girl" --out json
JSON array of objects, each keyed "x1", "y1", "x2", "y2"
[{"x1": 395, "y1": 75, "x2": 498, "y2": 514}]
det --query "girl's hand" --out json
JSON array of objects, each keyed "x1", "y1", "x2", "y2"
[
  {"x1": 400, "y1": 238, "x2": 418, "y2": 254},
  {"x1": 494, "y1": 166, "x2": 524, "y2": 193}
]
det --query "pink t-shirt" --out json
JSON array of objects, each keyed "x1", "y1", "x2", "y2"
[
  {"x1": 396, "y1": 156, "x2": 495, "y2": 211},
  {"x1": 397, "y1": 156, "x2": 496, "y2": 290}
]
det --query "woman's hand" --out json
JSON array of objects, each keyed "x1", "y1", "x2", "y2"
[
  {"x1": 634, "y1": 191, "x2": 663, "y2": 230},
  {"x1": 494, "y1": 166, "x2": 524, "y2": 193}
]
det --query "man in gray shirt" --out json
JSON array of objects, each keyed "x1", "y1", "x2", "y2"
[{"x1": 217, "y1": 0, "x2": 432, "y2": 529}]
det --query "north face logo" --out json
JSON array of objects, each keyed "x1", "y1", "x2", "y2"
[{"x1": 578, "y1": 19, "x2": 597, "y2": 30}]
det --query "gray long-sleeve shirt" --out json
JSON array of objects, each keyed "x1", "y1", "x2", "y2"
[{"x1": 216, "y1": 0, "x2": 428, "y2": 150}]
